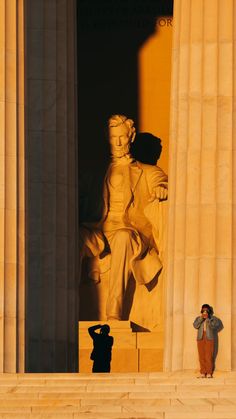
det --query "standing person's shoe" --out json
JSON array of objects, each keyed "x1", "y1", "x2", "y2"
[
  {"x1": 206, "y1": 374, "x2": 213, "y2": 378},
  {"x1": 197, "y1": 373, "x2": 206, "y2": 378}
]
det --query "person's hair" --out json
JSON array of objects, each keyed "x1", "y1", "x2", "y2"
[
  {"x1": 107, "y1": 114, "x2": 136, "y2": 142},
  {"x1": 101, "y1": 324, "x2": 110, "y2": 335},
  {"x1": 201, "y1": 304, "x2": 214, "y2": 316}
]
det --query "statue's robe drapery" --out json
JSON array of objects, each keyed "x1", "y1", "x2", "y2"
[{"x1": 80, "y1": 160, "x2": 168, "y2": 285}]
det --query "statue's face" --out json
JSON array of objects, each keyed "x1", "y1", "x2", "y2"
[{"x1": 109, "y1": 124, "x2": 131, "y2": 157}]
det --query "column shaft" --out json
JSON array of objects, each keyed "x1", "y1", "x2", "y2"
[
  {"x1": 232, "y1": 0, "x2": 236, "y2": 370},
  {"x1": 0, "y1": 0, "x2": 25, "y2": 372},
  {"x1": 165, "y1": 0, "x2": 234, "y2": 371},
  {"x1": 26, "y1": 0, "x2": 78, "y2": 372}
]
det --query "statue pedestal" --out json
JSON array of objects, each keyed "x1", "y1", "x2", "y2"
[{"x1": 78, "y1": 321, "x2": 163, "y2": 372}]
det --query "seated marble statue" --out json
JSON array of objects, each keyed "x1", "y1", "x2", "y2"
[{"x1": 80, "y1": 114, "x2": 168, "y2": 320}]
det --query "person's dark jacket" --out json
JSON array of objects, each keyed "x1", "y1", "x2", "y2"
[{"x1": 193, "y1": 316, "x2": 223, "y2": 340}]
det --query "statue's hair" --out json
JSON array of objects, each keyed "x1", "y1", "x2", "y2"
[{"x1": 108, "y1": 114, "x2": 136, "y2": 141}]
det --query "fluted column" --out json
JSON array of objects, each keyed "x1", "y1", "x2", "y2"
[
  {"x1": 26, "y1": 0, "x2": 78, "y2": 372},
  {"x1": 232, "y1": 0, "x2": 236, "y2": 370},
  {"x1": 165, "y1": 0, "x2": 234, "y2": 371},
  {"x1": 0, "y1": 0, "x2": 25, "y2": 372}
]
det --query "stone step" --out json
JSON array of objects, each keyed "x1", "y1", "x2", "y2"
[
  {"x1": 1, "y1": 407, "x2": 236, "y2": 417},
  {"x1": 165, "y1": 415, "x2": 236, "y2": 419},
  {"x1": 0, "y1": 374, "x2": 232, "y2": 383},
  {"x1": 0, "y1": 403, "x2": 236, "y2": 413},
  {"x1": 1, "y1": 371, "x2": 235, "y2": 380},
  {"x1": 0, "y1": 378, "x2": 233, "y2": 386},
  {"x1": 1, "y1": 414, "x2": 236, "y2": 419},
  {"x1": 0, "y1": 397, "x2": 236, "y2": 409},
  {"x1": 0, "y1": 372, "x2": 235, "y2": 419},
  {"x1": 0, "y1": 384, "x2": 236, "y2": 394}
]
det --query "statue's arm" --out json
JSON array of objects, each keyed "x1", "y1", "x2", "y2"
[
  {"x1": 143, "y1": 165, "x2": 168, "y2": 254},
  {"x1": 147, "y1": 166, "x2": 168, "y2": 201}
]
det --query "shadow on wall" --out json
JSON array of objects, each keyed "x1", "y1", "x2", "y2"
[
  {"x1": 88, "y1": 324, "x2": 114, "y2": 373},
  {"x1": 131, "y1": 133, "x2": 162, "y2": 165}
]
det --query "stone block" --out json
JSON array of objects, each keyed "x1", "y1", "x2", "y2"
[
  {"x1": 79, "y1": 322, "x2": 165, "y2": 372},
  {"x1": 78, "y1": 348, "x2": 139, "y2": 373},
  {"x1": 136, "y1": 332, "x2": 163, "y2": 349},
  {"x1": 111, "y1": 349, "x2": 139, "y2": 373},
  {"x1": 74, "y1": 414, "x2": 164, "y2": 419},
  {"x1": 79, "y1": 320, "x2": 131, "y2": 331},
  {"x1": 139, "y1": 349, "x2": 163, "y2": 372},
  {"x1": 165, "y1": 414, "x2": 236, "y2": 419},
  {"x1": 79, "y1": 349, "x2": 93, "y2": 373},
  {"x1": 79, "y1": 331, "x2": 136, "y2": 349}
]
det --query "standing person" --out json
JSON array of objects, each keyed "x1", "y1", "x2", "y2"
[
  {"x1": 193, "y1": 304, "x2": 223, "y2": 378},
  {"x1": 88, "y1": 324, "x2": 114, "y2": 373}
]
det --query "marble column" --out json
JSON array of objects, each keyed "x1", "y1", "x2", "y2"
[
  {"x1": 165, "y1": 0, "x2": 234, "y2": 371},
  {"x1": 0, "y1": 0, "x2": 25, "y2": 372},
  {"x1": 26, "y1": 0, "x2": 78, "y2": 372}
]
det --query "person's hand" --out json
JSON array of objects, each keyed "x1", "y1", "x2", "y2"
[
  {"x1": 201, "y1": 310, "x2": 209, "y2": 319},
  {"x1": 149, "y1": 185, "x2": 168, "y2": 202}
]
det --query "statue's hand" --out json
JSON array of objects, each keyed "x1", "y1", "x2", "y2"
[{"x1": 149, "y1": 185, "x2": 168, "y2": 202}]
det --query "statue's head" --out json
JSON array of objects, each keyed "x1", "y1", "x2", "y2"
[{"x1": 108, "y1": 114, "x2": 136, "y2": 158}]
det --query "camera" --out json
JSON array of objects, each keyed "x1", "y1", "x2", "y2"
[{"x1": 201, "y1": 308, "x2": 209, "y2": 314}]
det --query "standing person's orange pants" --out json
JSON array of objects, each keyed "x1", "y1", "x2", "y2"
[{"x1": 197, "y1": 331, "x2": 214, "y2": 375}]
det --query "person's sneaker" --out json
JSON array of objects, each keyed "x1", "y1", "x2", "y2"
[{"x1": 206, "y1": 374, "x2": 213, "y2": 378}]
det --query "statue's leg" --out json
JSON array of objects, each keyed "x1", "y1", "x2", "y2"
[{"x1": 106, "y1": 229, "x2": 137, "y2": 320}]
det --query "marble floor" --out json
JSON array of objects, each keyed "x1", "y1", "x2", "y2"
[{"x1": 0, "y1": 371, "x2": 236, "y2": 418}]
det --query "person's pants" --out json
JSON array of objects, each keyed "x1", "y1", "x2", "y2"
[
  {"x1": 197, "y1": 331, "x2": 214, "y2": 375},
  {"x1": 92, "y1": 360, "x2": 111, "y2": 373}
]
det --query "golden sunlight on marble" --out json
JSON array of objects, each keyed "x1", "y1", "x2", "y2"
[{"x1": 138, "y1": 16, "x2": 173, "y2": 174}]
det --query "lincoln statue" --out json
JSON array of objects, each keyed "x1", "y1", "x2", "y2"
[{"x1": 80, "y1": 115, "x2": 168, "y2": 320}]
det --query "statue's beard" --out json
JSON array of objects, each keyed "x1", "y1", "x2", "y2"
[{"x1": 110, "y1": 144, "x2": 130, "y2": 158}]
